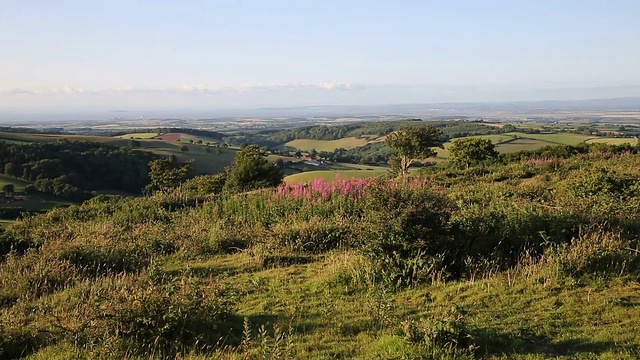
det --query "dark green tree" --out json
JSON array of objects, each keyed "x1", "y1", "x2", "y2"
[
  {"x1": 182, "y1": 173, "x2": 227, "y2": 197},
  {"x1": 4, "y1": 163, "x2": 15, "y2": 176},
  {"x1": 146, "y1": 156, "x2": 193, "y2": 192},
  {"x1": 223, "y1": 144, "x2": 283, "y2": 193},
  {"x1": 128, "y1": 139, "x2": 141, "y2": 148},
  {"x1": 386, "y1": 126, "x2": 443, "y2": 176},
  {"x1": 448, "y1": 137, "x2": 499, "y2": 169},
  {"x1": 2, "y1": 184, "x2": 14, "y2": 194}
]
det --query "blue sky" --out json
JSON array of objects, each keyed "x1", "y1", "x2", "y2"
[{"x1": 1, "y1": 0, "x2": 639, "y2": 113}]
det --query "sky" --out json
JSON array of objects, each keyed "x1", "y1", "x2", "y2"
[{"x1": 1, "y1": 0, "x2": 640, "y2": 116}]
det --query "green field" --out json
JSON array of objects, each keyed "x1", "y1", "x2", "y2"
[
  {"x1": 119, "y1": 132, "x2": 158, "y2": 139},
  {"x1": 284, "y1": 169, "x2": 388, "y2": 184},
  {"x1": 495, "y1": 138, "x2": 556, "y2": 152},
  {"x1": 507, "y1": 132, "x2": 593, "y2": 145},
  {"x1": 0, "y1": 137, "x2": 31, "y2": 144},
  {"x1": 337, "y1": 163, "x2": 390, "y2": 171},
  {"x1": 0, "y1": 175, "x2": 31, "y2": 191},
  {"x1": 149, "y1": 147, "x2": 237, "y2": 175},
  {"x1": 5, "y1": 195, "x2": 73, "y2": 212},
  {"x1": 285, "y1": 137, "x2": 373, "y2": 152},
  {"x1": 176, "y1": 133, "x2": 223, "y2": 144},
  {"x1": 586, "y1": 137, "x2": 638, "y2": 146}
]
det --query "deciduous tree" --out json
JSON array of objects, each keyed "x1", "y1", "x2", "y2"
[
  {"x1": 223, "y1": 144, "x2": 283, "y2": 193},
  {"x1": 146, "y1": 156, "x2": 193, "y2": 192},
  {"x1": 448, "y1": 137, "x2": 498, "y2": 169},
  {"x1": 386, "y1": 126, "x2": 443, "y2": 176}
]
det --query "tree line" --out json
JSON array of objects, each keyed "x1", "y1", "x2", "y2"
[
  {"x1": 257, "y1": 120, "x2": 504, "y2": 145},
  {"x1": 0, "y1": 139, "x2": 159, "y2": 200}
]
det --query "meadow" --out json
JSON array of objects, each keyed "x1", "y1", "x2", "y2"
[
  {"x1": 285, "y1": 137, "x2": 381, "y2": 152},
  {"x1": 0, "y1": 175, "x2": 30, "y2": 192},
  {"x1": 283, "y1": 169, "x2": 388, "y2": 184},
  {"x1": 119, "y1": 132, "x2": 159, "y2": 139},
  {"x1": 1, "y1": 143, "x2": 640, "y2": 359}
]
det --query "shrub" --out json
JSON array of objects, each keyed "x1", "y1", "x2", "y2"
[
  {"x1": 0, "y1": 274, "x2": 238, "y2": 358},
  {"x1": 209, "y1": 221, "x2": 259, "y2": 254},
  {"x1": 552, "y1": 231, "x2": 640, "y2": 278},
  {"x1": 401, "y1": 304, "x2": 474, "y2": 354},
  {"x1": 269, "y1": 216, "x2": 354, "y2": 253},
  {"x1": 59, "y1": 244, "x2": 151, "y2": 276},
  {"x1": 85, "y1": 276, "x2": 236, "y2": 355},
  {"x1": 360, "y1": 184, "x2": 453, "y2": 287}
]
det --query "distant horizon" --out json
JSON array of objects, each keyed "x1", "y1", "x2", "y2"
[
  {"x1": 2, "y1": 1, "x2": 639, "y2": 116},
  {"x1": 1, "y1": 95, "x2": 639, "y2": 124}
]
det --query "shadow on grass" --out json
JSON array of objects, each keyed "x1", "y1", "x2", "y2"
[
  {"x1": 218, "y1": 313, "x2": 285, "y2": 347},
  {"x1": 164, "y1": 264, "x2": 262, "y2": 278},
  {"x1": 261, "y1": 255, "x2": 317, "y2": 268},
  {"x1": 164, "y1": 255, "x2": 317, "y2": 278},
  {"x1": 474, "y1": 327, "x2": 621, "y2": 358}
]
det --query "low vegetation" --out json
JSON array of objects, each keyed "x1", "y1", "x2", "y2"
[{"x1": 1, "y1": 133, "x2": 640, "y2": 358}]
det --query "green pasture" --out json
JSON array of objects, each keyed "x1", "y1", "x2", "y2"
[
  {"x1": 284, "y1": 169, "x2": 388, "y2": 184},
  {"x1": 150, "y1": 146, "x2": 237, "y2": 175},
  {"x1": 336, "y1": 162, "x2": 390, "y2": 171},
  {"x1": 0, "y1": 175, "x2": 31, "y2": 191},
  {"x1": 175, "y1": 133, "x2": 222, "y2": 144},
  {"x1": 0, "y1": 137, "x2": 31, "y2": 145},
  {"x1": 472, "y1": 134, "x2": 518, "y2": 144},
  {"x1": 285, "y1": 137, "x2": 371, "y2": 152},
  {"x1": 507, "y1": 132, "x2": 593, "y2": 145},
  {"x1": 5, "y1": 195, "x2": 73, "y2": 212},
  {"x1": 586, "y1": 137, "x2": 638, "y2": 146},
  {"x1": 495, "y1": 138, "x2": 556, "y2": 153},
  {"x1": 119, "y1": 132, "x2": 158, "y2": 139}
]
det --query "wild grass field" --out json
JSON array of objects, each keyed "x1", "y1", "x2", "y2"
[{"x1": 2, "y1": 144, "x2": 640, "y2": 359}]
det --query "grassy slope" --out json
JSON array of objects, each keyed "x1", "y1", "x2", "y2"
[
  {"x1": 26, "y1": 250, "x2": 640, "y2": 359},
  {"x1": 154, "y1": 252, "x2": 640, "y2": 359}
]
